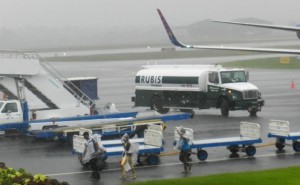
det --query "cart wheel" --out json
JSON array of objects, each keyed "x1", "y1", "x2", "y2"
[
  {"x1": 275, "y1": 138, "x2": 285, "y2": 150},
  {"x1": 245, "y1": 145, "x2": 256, "y2": 156},
  {"x1": 197, "y1": 149, "x2": 208, "y2": 161},
  {"x1": 292, "y1": 141, "x2": 300, "y2": 152},
  {"x1": 228, "y1": 145, "x2": 239, "y2": 153},
  {"x1": 275, "y1": 143, "x2": 285, "y2": 150},
  {"x1": 147, "y1": 154, "x2": 159, "y2": 165},
  {"x1": 137, "y1": 156, "x2": 142, "y2": 165}
]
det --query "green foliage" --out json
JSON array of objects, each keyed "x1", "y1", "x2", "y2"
[
  {"x1": 129, "y1": 166, "x2": 300, "y2": 185},
  {"x1": 223, "y1": 57, "x2": 300, "y2": 69},
  {"x1": 0, "y1": 167, "x2": 69, "y2": 185}
]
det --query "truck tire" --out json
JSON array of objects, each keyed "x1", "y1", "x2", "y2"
[
  {"x1": 221, "y1": 99, "x2": 229, "y2": 117},
  {"x1": 249, "y1": 111, "x2": 257, "y2": 117},
  {"x1": 150, "y1": 96, "x2": 169, "y2": 114}
]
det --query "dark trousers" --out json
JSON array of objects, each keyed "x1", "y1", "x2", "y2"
[
  {"x1": 180, "y1": 150, "x2": 190, "y2": 171},
  {"x1": 89, "y1": 158, "x2": 100, "y2": 179}
]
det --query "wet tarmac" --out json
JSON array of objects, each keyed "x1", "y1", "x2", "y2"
[{"x1": 1, "y1": 55, "x2": 300, "y2": 185}]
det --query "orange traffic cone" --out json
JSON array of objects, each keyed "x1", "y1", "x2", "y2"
[{"x1": 290, "y1": 80, "x2": 295, "y2": 89}]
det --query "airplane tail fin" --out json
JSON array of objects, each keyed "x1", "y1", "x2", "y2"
[{"x1": 157, "y1": 9, "x2": 188, "y2": 48}]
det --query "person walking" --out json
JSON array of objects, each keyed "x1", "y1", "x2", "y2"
[
  {"x1": 119, "y1": 133, "x2": 136, "y2": 179},
  {"x1": 82, "y1": 132, "x2": 101, "y2": 180},
  {"x1": 177, "y1": 127, "x2": 192, "y2": 173}
]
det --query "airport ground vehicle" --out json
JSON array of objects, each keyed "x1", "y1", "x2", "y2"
[
  {"x1": 173, "y1": 122, "x2": 262, "y2": 161},
  {"x1": 30, "y1": 111, "x2": 190, "y2": 142},
  {"x1": 268, "y1": 120, "x2": 300, "y2": 152},
  {"x1": 132, "y1": 65, "x2": 264, "y2": 117}
]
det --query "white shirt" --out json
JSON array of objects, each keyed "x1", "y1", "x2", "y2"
[{"x1": 85, "y1": 138, "x2": 97, "y2": 157}]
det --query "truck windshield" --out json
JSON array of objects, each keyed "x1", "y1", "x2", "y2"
[{"x1": 221, "y1": 71, "x2": 247, "y2": 84}]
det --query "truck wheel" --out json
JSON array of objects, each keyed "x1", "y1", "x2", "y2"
[
  {"x1": 245, "y1": 145, "x2": 256, "y2": 156},
  {"x1": 150, "y1": 96, "x2": 169, "y2": 114},
  {"x1": 249, "y1": 111, "x2": 257, "y2": 117},
  {"x1": 197, "y1": 149, "x2": 208, "y2": 161},
  {"x1": 292, "y1": 141, "x2": 300, "y2": 152},
  {"x1": 221, "y1": 99, "x2": 229, "y2": 117}
]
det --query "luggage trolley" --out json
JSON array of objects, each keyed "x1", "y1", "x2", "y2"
[
  {"x1": 174, "y1": 122, "x2": 262, "y2": 161},
  {"x1": 73, "y1": 125, "x2": 164, "y2": 170},
  {"x1": 268, "y1": 119, "x2": 300, "y2": 152}
]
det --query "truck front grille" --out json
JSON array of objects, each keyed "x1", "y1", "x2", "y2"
[{"x1": 243, "y1": 90, "x2": 259, "y2": 99}]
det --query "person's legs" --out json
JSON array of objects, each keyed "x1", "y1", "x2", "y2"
[
  {"x1": 89, "y1": 158, "x2": 100, "y2": 179},
  {"x1": 120, "y1": 156, "x2": 128, "y2": 178},
  {"x1": 180, "y1": 150, "x2": 188, "y2": 173},
  {"x1": 127, "y1": 155, "x2": 136, "y2": 178}
]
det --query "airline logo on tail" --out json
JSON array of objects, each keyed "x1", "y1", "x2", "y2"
[{"x1": 157, "y1": 9, "x2": 187, "y2": 48}]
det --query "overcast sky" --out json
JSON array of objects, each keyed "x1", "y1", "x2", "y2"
[{"x1": 1, "y1": 0, "x2": 300, "y2": 30}]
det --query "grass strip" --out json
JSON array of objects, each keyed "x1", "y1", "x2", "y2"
[{"x1": 129, "y1": 166, "x2": 300, "y2": 185}]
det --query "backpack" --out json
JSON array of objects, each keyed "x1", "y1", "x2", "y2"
[{"x1": 178, "y1": 137, "x2": 190, "y2": 151}]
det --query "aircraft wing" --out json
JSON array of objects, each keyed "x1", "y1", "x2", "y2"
[
  {"x1": 157, "y1": 9, "x2": 300, "y2": 55},
  {"x1": 212, "y1": 20, "x2": 300, "y2": 32}
]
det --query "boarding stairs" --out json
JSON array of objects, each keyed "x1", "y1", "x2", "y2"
[
  {"x1": 16, "y1": 77, "x2": 59, "y2": 110},
  {"x1": 0, "y1": 51, "x2": 95, "y2": 111},
  {"x1": 32, "y1": 53, "x2": 96, "y2": 110}
]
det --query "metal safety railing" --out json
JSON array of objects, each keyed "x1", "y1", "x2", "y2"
[{"x1": 38, "y1": 54, "x2": 96, "y2": 110}]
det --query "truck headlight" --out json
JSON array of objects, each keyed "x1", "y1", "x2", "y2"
[{"x1": 258, "y1": 91, "x2": 262, "y2": 99}]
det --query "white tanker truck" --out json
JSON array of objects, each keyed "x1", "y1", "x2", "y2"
[{"x1": 132, "y1": 65, "x2": 264, "y2": 117}]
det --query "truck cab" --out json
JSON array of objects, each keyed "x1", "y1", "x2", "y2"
[
  {"x1": 206, "y1": 69, "x2": 263, "y2": 117},
  {"x1": 0, "y1": 100, "x2": 23, "y2": 124}
]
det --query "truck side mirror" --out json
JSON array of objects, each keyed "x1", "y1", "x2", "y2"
[
  {"x1": 208, "y1": 72, "x2": 219, "y2": 84},
  {"x1": 6, "y1": 110, "x2": 11, "y2": 115},
  {"x1": 246, "y1": 71, "x2": 249, "y2": 81}
]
